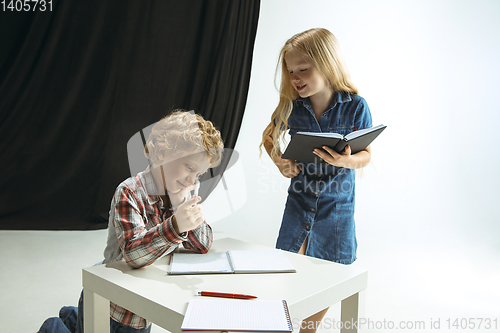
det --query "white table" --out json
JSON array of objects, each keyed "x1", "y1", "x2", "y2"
[{"x1": 83, "y1": 237, "x2": 367, "y2": 333}]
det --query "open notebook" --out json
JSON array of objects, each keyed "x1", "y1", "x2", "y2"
[
  {"x1": 181, "y1": 299, "x2": 293, "y2": 332},
  {"x1": 168, "y1": 250, "x2": 296, "y2": 274},
  {"x1": 282, "y1": 124, "x2": 387, "y2": 163}
]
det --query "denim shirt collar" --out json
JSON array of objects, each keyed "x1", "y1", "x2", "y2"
[{"x1": 295, "y1": 91, "x2": 352, "y2": 109}]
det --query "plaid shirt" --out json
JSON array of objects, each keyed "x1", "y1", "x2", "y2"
[{"x1": 103, "y1": 167, "x2": 213, "y2": 329}]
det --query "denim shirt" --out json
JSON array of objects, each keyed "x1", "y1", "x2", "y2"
[{"x1": 276, "y1": 92, "x2": 372, "y2": 264}]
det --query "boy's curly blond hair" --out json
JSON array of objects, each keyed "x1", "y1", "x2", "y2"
[{"x1": 145, "y1": 110, "x2": 224, "y2": 168}]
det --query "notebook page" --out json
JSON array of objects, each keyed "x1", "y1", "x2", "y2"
[
  {"x1": 169, "y1": 252, "x2": 233, "y2": 274},
  {"x1": 228, "y1": 250, "x2": 296, "y2": 273},
  {"x1": 181, "y1": 299, "x2": 291, "y2": 331}
]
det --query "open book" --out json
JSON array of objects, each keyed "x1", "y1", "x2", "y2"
[
  {"x1": 282, "y1": 124, "x2": 386, "y2": 163},
  {"x1": 181, "y1": 299, "x2": 293, "y2": 332},
  {"x1": 168, "y1": 250, "x2": 296, "y2": 275}
]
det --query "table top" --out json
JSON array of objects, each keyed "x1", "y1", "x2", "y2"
[{"x1": 83, "y1": 237, "x2": 367, "y2": 331}]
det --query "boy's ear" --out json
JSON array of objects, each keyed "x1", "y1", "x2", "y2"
[{"x1": 157, "y1": 150, "x2": 165, "y2": 161}]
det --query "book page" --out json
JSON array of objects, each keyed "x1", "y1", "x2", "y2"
[
  {"x1": 182, "y1": 299, "x2": 292, "y2": 331},
  {"x1": 297, "y1": 131, "x2": 343, "y2": 138},
  {"x1": 344, "y1": 124, "x2": 386, "y2": 140},
  {"x1": 228, "y1": 250, "x2": 296, "y2": 274},
  {"x1": 169, "y1": 252, "x2": 233, "y2": 274}
]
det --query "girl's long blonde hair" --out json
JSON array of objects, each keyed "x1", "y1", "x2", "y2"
[{"x1": 260, "y1": 28, "x2": 358, "y2": 160}]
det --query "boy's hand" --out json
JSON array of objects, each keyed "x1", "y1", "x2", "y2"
[
  {"x1": 276, "y1": 157, "x2": 302, "y2": 178},
  {"x1": 172, "y1": 196, "x2": 204, "y2": 234},
  {"x1": 169, "y1": 184, "x2": 195, "y2": 208}
]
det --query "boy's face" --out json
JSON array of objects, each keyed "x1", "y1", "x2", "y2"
[{"x1": 161, "y1": 151, "x2": 210, "y2": 196}]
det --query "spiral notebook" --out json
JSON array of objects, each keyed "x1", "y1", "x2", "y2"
[
  {"x1": 168, "y1": 250, "x2": 296, "y2": 275},
  {"x1": 181, "y1": 299, "x2": 293, "y2": 332}
]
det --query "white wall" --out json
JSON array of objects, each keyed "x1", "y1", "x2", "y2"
[{"x1": 204, "y1": 0, "x2": 500, "y2": 331}]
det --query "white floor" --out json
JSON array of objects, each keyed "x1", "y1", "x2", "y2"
[{"x1": 1, "y1": 228, "x2": 499, "y2": 333}]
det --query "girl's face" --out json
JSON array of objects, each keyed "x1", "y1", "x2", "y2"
[
  {"x1": 284, "y1": 50, "x2": 330, "y2": 101},
  {"x1": 159, "y1": 151, "x2": 210, "y2": 196}
]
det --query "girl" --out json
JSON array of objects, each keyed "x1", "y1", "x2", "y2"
[{"x1": 260, "y1": 28, "x2": 372, "y2": 333}]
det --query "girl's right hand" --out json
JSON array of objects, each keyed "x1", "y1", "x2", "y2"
[
  {"x1": 172, "y1": 196, "x2": 204, "y2": 234},
  {"x1": 276, "y1": 157, "x2": 302, "y2": 178}
]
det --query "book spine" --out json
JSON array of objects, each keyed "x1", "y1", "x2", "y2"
[{"x1": 333, "y1": 140, "x2": 348, "y2": 154}]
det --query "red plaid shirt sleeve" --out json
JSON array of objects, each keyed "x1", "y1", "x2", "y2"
[
  {"x1": 112, "y1": 186, "x2": 212, "y2": 268},
  {"x1": 183, "y1": 222, "x2": 213, "y2": 253}
]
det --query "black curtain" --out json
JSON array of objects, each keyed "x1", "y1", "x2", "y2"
[{"x1": 0, "y1": 0, "x2": 260, "y2": 230}]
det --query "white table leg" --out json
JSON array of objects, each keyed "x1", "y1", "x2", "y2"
[
  {"x1": 340, "y1": 290, "x2": 366, "y2": 333},
  {"x1": 84, "y1": 288, "x2": 110, "y2": 333}
]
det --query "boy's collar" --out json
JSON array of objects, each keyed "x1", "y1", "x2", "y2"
[{"x1": 138, "y1": 166, "x2": 162, "y2": 204}]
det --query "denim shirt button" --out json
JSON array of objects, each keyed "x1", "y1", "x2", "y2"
[
  {"x1": 317, "y1": 173, "x2": 322, "y2": 178},
  {"x1": 305, "y1": 225, "x2": 311, "y2": 231},
  {"x1": 313, "y1": 191, "x2": 318, "y2": 196},
  {"x1": 310, "y1": 207, "x2": 315, "y2": 212}
]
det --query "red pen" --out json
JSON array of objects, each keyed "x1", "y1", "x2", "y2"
[{"x1": 198, "y1": 291, "x2": 257, "y2": 299}]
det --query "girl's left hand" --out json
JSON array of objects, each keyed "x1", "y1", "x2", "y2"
[{"x1": 313, "y1": 145, "x2": 352, "y2": 168}]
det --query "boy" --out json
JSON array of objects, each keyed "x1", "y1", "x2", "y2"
[{"x1": 39, "y1": 110, "x2": 224, "y2": 333}]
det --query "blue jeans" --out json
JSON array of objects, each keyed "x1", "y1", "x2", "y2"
[
  {"x1": 38, "y1": 306, "x2": 77, "y2": 333},
  {"x1": 38, "y1": 294, "x2": 151, "y2": 333},
  {"x1": 76, "y1": 290, "x2": 151, "y2": 333}
]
